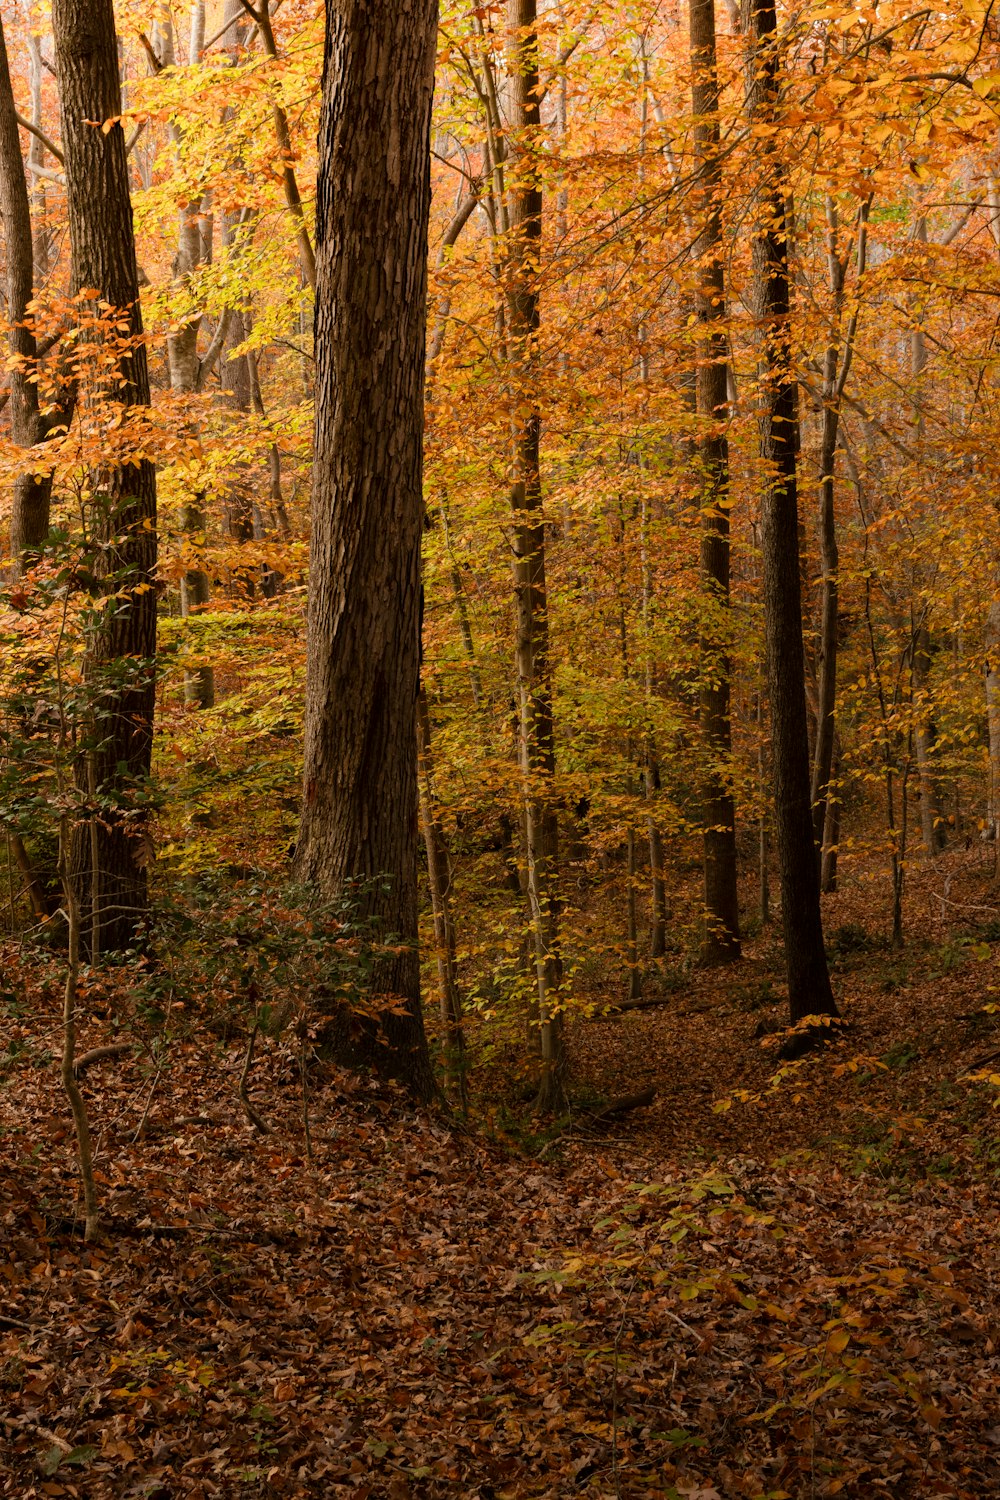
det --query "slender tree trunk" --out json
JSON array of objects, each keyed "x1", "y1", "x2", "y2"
[
  {"x1": 54, "y1": 0, "x2": 158, "y2": 954},
  {"x1": 756, "y1": 687, "x2": 770, "y2": 925},
  {"x1": 416, "y1": 687, "x2": 466, "y2": 1108},
  {"x1": 812, "y1": 196, "x2": 867, "y2": 864},
  {"x1": 986, "y1": 602, "x2": 1000, "y2": 837},
  {"x1": 744, "y1": 0, "x2": 837, "y2": 1024},
  {"x1": 820, "y1": 736, "x2": 840, "y2": 893},
  {"x1": 691, "y1": 0, "x2": 740, "y2": 963},
  {"x1": 505, "y1": 0, "x2": 565, "y2": 1111},
  {"x1": 244, "y1": 0, "x2": 316, "y2": 290},
  {"x1": 295, "y1": 0, "x2": 437, "y2": 1100},
  {"x1": 909, "y1": 622, "x2": 944, "y2": 852},
  {"x1": 0, "y1": 15, "x2": 53, "y2": 566}
]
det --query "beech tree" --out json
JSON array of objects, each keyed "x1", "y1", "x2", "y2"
[
  {"x1": 52, "y1": 0, "x2": 158, "y2": 954},
  {"x1": 295, "y1": 0, "x2": 438, "y2": 1100},
  {"x1": 690, "y1": 0, "x2": 740, "y2": 964},
  {"x1": 744, "y1": 0, "x2": 838, "y2": 1025}
]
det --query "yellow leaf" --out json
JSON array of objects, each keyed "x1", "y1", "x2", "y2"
[{"x1": 827, "y1": 1327, "x2": 850, "y2": 1354}]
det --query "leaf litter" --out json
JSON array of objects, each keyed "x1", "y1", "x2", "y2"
[{"x1": 2, "y1": 853, "x2": 1000, "y2": 1497}]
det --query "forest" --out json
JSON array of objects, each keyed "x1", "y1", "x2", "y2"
[{"x1": 2, "y1": 0, "x2": 1000, "y2": 1495}]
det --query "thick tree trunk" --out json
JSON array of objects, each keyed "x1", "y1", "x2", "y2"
[
  {"x1": 505, "y1": 0, "x2": 565, "y2": 1111},
  {"x1": 295, "y1": 0, "x2": 437, "y2": 1101},
  {"x1": 744, "y1": 0, "x2": 837, "y2": 1025},
  {"x1": 0, "y1": 15, "x2": 52, "y2": 566},
  {"x1": 691, "y1": 0, "x2": 740, "y2": 964},
  {"x1": 53, "y1": 0, "x2": 157, "y2": 954}
]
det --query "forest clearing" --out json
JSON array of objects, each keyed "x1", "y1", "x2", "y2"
[{"x1": 3, "y1": 0, "x2": 1000, "y2": 1495}]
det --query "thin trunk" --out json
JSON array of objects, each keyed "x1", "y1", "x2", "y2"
[
  {"x1": 637, "y1": 60, "x2": 667, "y2": 962},
  {"x1": 0, "y1": 15, "x2": 53, "y2": 566},
  {"x1": 756, "y1": 688, "x2": 770, "y2": 925},
  {"x1": 909, "y1": 621, "x2": 944, "y2": 853},
  {"x1": 417, "y1": 687, "x2": 466, "y2": 1108},
  {"x1": 54, "y1": 0, "x2": 158, "y2": 954},
  {"x1": 987, "y1": 602, "x2": 1000, "y2": 837},
  {"x1": 744, "y1": 0, "x2": 837, "y2": 1024},
  {"x1": 505, "y1": 0, "x2": 564, "y2": 1111},
  {"x1": 168, "y1": 4, "x2": 215, "y2": 708},
  {"x1": 625, "y1": 823, "x2": 641, "y2": 1001},
  {"x1": 691, "y1": 0, "x2": 740, "y2": 963},
  {"x1": 295, "y1": 0, "x2": 437, "y2": 1100},
  {"x1": 245, "y1": 0, "x2": 316, "y2": 290},
  {"x1": 820, "y1": 736, "x2": 840, "y2": 893},
  {"x1": 812, "y1": 195, "x2": 867, "y2": 861}
]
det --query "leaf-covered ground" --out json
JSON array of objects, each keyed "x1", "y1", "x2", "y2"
[{"x1": 3, "y1": 851, "x2": 1000, "y2": 1498}]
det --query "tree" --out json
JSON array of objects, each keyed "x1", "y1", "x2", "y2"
[
  {"x1": 744, "y1": 0, "x2": 838, "y2": 1026},
  {"x1": 0, "y1": 11, "x2": 53, "y2": 567},
  {"x1": 52, "y1": 0, "x2": 158, "y2": 955},
  {"x1": 504, "y1": 0, "x2": 565, "y2": 1109},
  {"x1": 295, "y1": 0, "x2": 438, "y2": 1100},
  {"x1": 690, "y1": 0, "x2": 740, "y2": 964}
]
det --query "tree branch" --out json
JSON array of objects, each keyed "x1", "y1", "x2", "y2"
[{"x1": 14, "y1": 111, "x2": 63, "y2": 164}]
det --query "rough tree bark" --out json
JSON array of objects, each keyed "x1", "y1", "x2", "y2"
[
  {"x1": 295, "y1": 0, "x2": 437, "y2": 1100},
  {"x1": 505, "y1": 0, "x2": 565, "y2": 1110},
  {"x1": 53, "y1": 0, "x2": 157, "y2": 954},
  {"x1": 744, "y1": 0, "x2": 838, "y2": 1025},
  {"x1": 691, "y1": 0, "x2": 740, "y2": 963}
]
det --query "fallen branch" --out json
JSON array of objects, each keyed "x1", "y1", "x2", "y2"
[
  {"x1": 590, "y1": 997, "x2": 672, "y2": 1018},
  {"x1": 73, "y1": 1042, "x2": 135, "y2": 1076},
  {"x1": 584, "y1": 1086, "x2": 656, "y2": 1125}
]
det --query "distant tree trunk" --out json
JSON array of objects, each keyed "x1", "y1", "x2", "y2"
[
  {"x1": 53, "y1": 0, "x2": 158, "y2": 955},
  {"x1": 505, "y1": 0, "x2": 565, "y2": 1111},
  {"x1": 0, "y1": 15, "x2": 53, "y2": 566},
  {"x1": 986, "y1": 601, "x2": 1000, "y2": 837},
  {"x1": 295, "y1": 0, "x2": 437, "y2": 1101},
  {"x1": 27, "y1": 32, "x2": 50, "y2": 283},
  {"x1": 416, "y1": 687, "x2": 466, "y2": 1107},
  {"x1": 820, "y1": 735, "x2": 840, "y2": 893},
  {"x1": 691, "y1": 0, "x2": 740, "y2": 964},
  {"x1": 909, "y1": 622, "x2": 945, "y2": 853},
  {"x1": 811, "y1": 196, "x2": 867, "y2": 867},
  {"x1": 744, "y1": 0, "x2": 837, "y2": 1025}
]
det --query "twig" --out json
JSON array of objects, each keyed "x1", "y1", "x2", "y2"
[
  {"x1": 0, "y1": 1314, "x2": 51, "y2": 1333},
  {"x1": 299, "y1": 1036, "x2": 313, "y2": 1163},
  {"x1": 238, "y1": 1026, "x2": 272, "y2": 1134}
]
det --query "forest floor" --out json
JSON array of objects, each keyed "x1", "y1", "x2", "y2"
[{"x1": 3, "y1": 850, "x2": 1000, "y2": 1499}]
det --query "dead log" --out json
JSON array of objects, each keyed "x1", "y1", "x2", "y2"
[
  {"x1": 73, "y1": 1042, "x2": 135, "y2": 1076},
  {"x1": 584, "y1": 1086, "x2": 656, "y2": 1125}
]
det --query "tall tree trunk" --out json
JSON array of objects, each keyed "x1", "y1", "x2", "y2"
[
  {"x1": 811, "y1": 196, "x2": 867, "y2": 862},
  {"x1": 505, "y1": 0, "x2": 565, "y2": 1111},
  {"x1": 744, "y1": 0, "x2": 837, "y2": 1025},
  {"x1": 53, "y1": 0, "x2": 158, "y2": 955},
  {"x1": 0, "y1": 15, "x2": 53, "y2": 566},
  {"x1": 691, "y1": 0, "x2": 740, "y2": 964},
  {"x1": 295, "y1": 0, "x2": 437, "y2": 1100}
]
